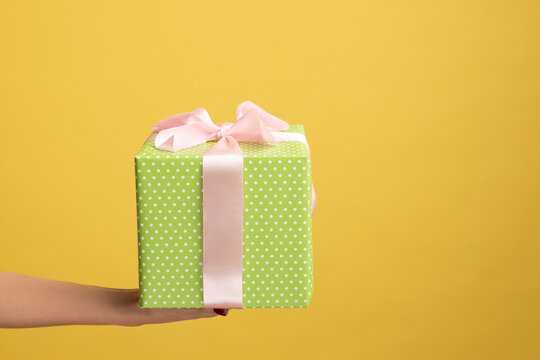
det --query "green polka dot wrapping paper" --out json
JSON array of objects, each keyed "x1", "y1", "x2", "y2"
[{"x1": 135, "y1": 125, "x2": 313, "y2": 308}]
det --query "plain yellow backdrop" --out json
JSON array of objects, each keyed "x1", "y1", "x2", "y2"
[{"x1": 1, "y1": 1, "x2": 539, "y2": 359}]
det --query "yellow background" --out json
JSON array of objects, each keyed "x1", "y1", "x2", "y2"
[{"x1": 1, "y1": 1, "x2": 539, "y2": 359}]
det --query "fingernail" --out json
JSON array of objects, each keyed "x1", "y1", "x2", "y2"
[{"x1": 213, "y1": 309, "x2": 228, "y2": 316}]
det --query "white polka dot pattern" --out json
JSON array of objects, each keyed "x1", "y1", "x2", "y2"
[{"x1": 135, "y1": 125, "x2": 313, "y2": 308}]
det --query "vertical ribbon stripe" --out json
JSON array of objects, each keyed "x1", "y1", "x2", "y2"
[{"x1": 202, "y1": 136, "x2": 245, "y2": 308}]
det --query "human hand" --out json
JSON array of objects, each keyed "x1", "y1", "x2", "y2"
[
  {"x1": 110, "y1": 289, "x2": 228, "y2": 327},
  {"x1": 0, "y1": 271, "x2": 229, "y2": 328}
]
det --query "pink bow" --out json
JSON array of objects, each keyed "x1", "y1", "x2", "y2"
[{"x1": 152, "y1": 101, "x2": 289, "y2": 153}]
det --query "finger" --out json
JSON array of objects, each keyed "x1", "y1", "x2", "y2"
[
  {"x1": 137, "y1": 308, "x2": 219, "y2": 325},
  {"x1": 213, "y1": 308, "x2": 229, "y2": 316}
]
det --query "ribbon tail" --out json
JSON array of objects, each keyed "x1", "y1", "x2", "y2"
[
  {"x1": 272, "y1": 131, "x2": 316, "y2": 217},
  {"x1": 271, "y1": 131, "x2": 310, "y2": 155},
  {"x1": 311, "y1": 183, "x2": 316, "y2": 218}
]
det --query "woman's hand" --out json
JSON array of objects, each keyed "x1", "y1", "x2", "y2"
[
  {"x1": 0, "y1": 271, "x2": 228, "y2": 328},
  {"x1": 105, "y1": 288, "x2": 228, "y2": 327}
]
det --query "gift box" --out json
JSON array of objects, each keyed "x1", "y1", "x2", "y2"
[{"x1": 135, "y1": 103, "x2": 314, "y2": 308}]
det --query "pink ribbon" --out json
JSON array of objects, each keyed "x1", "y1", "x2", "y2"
[{"x1": 151, "y1": 101, "x2": 314, "y2": 309}]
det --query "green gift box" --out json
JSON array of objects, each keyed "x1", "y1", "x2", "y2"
[{"x1": 135, "y1": 124, "x2": 313, "y2": 308}]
